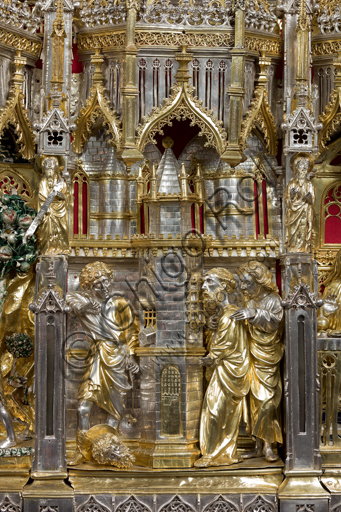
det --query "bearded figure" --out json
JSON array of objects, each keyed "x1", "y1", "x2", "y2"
[
  {"x1": 231, "y1": 261, "x2": 284, "y2": 462},
  {"x1": 284, "y1": 155, "x2": 315, "y2": 253},
  {"x1": 38, "y1": 156, "x2": 69, "y2": 255},
  {"x1": 194, "y1": 268, "x2": 249, "y2": 468},
  {"x1": 66, "y1": 261, "x2": 139, "y2": 466}
]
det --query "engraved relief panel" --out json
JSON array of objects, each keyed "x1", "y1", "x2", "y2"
[{"x1": 203, "y1": 496, "x2": 239, "y2": 512}]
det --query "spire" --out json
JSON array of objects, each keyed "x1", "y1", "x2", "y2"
[
  {"x1": 157, "y1": 137, "x2": 181, "y2": 195},
  {"x1": 50, "y1": 0, "x2": 67, "y2": 90}
]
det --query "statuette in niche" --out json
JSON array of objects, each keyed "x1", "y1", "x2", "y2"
[{"x1": 284, "y1": 154, "x2": 315, "y2": 253}]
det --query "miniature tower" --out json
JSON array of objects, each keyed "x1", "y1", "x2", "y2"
[{"x1": 134, "y1": 138, "x2": 205, "y2": 468}]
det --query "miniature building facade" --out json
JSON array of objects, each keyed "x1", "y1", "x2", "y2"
[{"x1": 0, "y1": 0, "x2": 341, "y2": 510}]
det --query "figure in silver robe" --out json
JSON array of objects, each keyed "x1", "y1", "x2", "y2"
[{"x1": 66, "y1": 261, "x2": 139, "y2": 465}]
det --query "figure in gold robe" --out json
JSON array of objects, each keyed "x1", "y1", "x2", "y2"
[
  {"x1": 231, "y1": 261, "x2": 284, "y2": 462},
  {"x1": 284, "y1": 155, "x2": 315, "y2": 253},
  {"x1": 318, "y1": 249, "x2": 341, "y2": 335},
  {"x1": 66, "y1": 261, "x2": 139, "y2": 466},
  {"x1": 194, "y1": 268, "x2": 249, "y2": 468},
  {"x1": 38, "y1": 156, "x2": 69, "y2": 255}
]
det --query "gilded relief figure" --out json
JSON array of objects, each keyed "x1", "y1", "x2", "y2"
[
  {"x1": 66, "y1": 262, "x2": 139, "y2": 466},
  {"x1": 194, "y1": 268, "x2": 250, "y2": 468},
  {"x1": 38, "y1": 156, "x2": 69, "y2": 255},
  {"x1": 284, "y1": 155, "x2": 315, "y2": 253},
  {"x1": 318, "y1": 248, "x2": 341, "y2": 335},
  {"x1": 231, "y1": 261, "x2": 284, "y2": 462}
]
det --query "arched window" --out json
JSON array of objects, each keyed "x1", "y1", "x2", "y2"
[
  {"x1": 165, "y1": 59, "x2": 173, "y2": 98},
  {"x1": 192, "y1": 59, "x2": 200, "y2": 99},
  {"x1": 160, "y1": 365, "x2": 182, "y2": 436},
  {"x1": 138, "y1": 58, "x2": 147, "y2": 122},
  {"x1": 72, "y1": 171, "x2": 89, "y2": 238},
  {"x1": 152, "y1": 58, "x2": 161, "y2": 107},
  {"x1": 218, "y1": 61, "x2": 227, "y2": 123},
  {"x1": 205, "y1": 59, "x2": 214, "y2": 109},
  {"x1": 323, "y1": 182, "x2": 341, "y2": 245}
]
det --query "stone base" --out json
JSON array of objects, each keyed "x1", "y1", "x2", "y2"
[
  {"x1": 133, "y1": 439, "x2": 200, "y2": 468},
  {"x1": 278, "y1": 473, "x2": 329, "y2": 512},
  {"x1": 23, "y1": 478, "x2": 74, "y2": 512},
  {"x1": 69, "y1": 458, "x2": 283, "y2": 495}
]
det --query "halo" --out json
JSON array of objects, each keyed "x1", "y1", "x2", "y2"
[
  {"x1": 40, "y1": 155, "x2": 65, "y2": 174},
  {"x1": 291, "y1": 152, "x2": 315, "y2": 174}
]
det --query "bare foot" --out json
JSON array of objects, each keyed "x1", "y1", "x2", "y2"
[
  {"x1": 67, "y1": 451, "x2": 85, "y2": 466},
  {"x1": 194, "y1": 456, "x2": 215, "y2": 468},
  {"x1": 214, "y1": 455, "x2": 240, "y2": 466},
  {"x1": 0, "y1": 437, "x2": 16, "y2": 449},
  {"x1": 241, "y1": 438, "x2": 262, "y2": 459},
  {"x1": 263, "y1": 442, "x2": 279, "y2": 462}
]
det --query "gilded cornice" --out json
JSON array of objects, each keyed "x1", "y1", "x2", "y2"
[
  {"x1": 72, "y1": 49, "x2": 122, "y2": 154},
  {"x1": 0, "y1": 24, "x2": 42, "y2": 59},
  {"x1": 69, "y1": 233, "x2": 280, "y2": 258},
  {"x1": 312, "y1": 38, "x2": 341, "y2": 57},
  {"x1": 0, "y1": 51, "x2": 35, "y2": 160},
  {"x1": 135, "y1": 30, "x2": 234, "y2": 49},
  {"x1": 77, "y1": 30, "x2": 126, "y2": 51},
  {"x1": 76, "y1": 28, "x2": 281, "y2": 54},
  {"x1": 244, "y1": 34, "x2": 282, "y2": 55}
]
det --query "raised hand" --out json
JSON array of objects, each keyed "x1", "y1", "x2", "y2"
[
  {"x1": 199, "y1": 356, "x2": 214, "y2": 367},
  {"x1": 322, "y1": 294, "x2": 340, "y2": 316}
]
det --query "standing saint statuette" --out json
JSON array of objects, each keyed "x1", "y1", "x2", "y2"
[
  {"x1": 38, "y1": 156, "x2": 69, "y2": 255},
  {"x1": 284, "y1": 155, "x2": 315, "y2": 253}
]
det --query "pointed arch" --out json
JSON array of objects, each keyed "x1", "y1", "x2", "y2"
[
  {"x1": 240, "y1": 85, "x2": 278, "y2": 156},
  {"x1": 76, "y1": 495, "x2": 111, "y2": 512},
  {"x1": 72, "y1": 83, "x2": 122, "y2": 154},
  {"x1": 319, "y1": 88, "x2": 341, "y2": 151},
  {"x1": 0, "y1": 80, "x2": 35, "y2": 161},
  {"x1": 136, "y1": 81, "x2": 227, "y2": 157},
  {"x1": 72, "y1": 49, "x2": 122, "y2": 155}
]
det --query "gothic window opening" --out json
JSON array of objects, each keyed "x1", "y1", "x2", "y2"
[
  {"x1": 318, "y1": 68, "x2": 324, "y2": 114},
  {"x1": 192, "y1": 58, "x2": 200, "y2": 98},
  {"x1": 152, "y1": 59, "x2": 161, "y2": 107},
  {"x1": 165, "y1": 59, "x2": 173, "y2": 98},
  {"x1": 47, "y1": 130, "x2": 64, "y2": 147},
  {"x1": 323, "y1": 183, "x2": 341, "y2": 245},
  {"x1": 144, "y1": 309, "x2": 156, "y2": 328},
  {"x1": 218, "y1": 61, "x2": 227, "y2": 123},
  {"x1": 139, "y1": 58, "x2": 147, "y2": 122},
  {"x1": 326, "y1": 67, "x2": 332, "y2": 106},
  {"x1": 109, "y1": 61, "x2": 121, "y2": 111},
  {"x1": 73, "y1": 171, "x2": 89, "y2": 238},
  {"x1": 205, "y1": 59, "x2": 214, "y2": 109},
  {"x1": 0, "y1": 174, "x2": 31, "y2": 200},
  {"x1": 160, "y1": 365, "x2": 182, "y2": 436}
]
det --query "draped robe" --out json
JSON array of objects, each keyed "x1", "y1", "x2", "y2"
[
  {"x1": 284, "y1": 178, "x2": 315, "y2": 252},
  {"x1": 198, "y1": 304, "x2": 249, "y2": 465},
  {"x1": 66, "y1": 293, "x2": 139, "y2": 420},
  {"x1": 38, "y1": 177, "x2": 69, "y2": 255},
  {"x1": 246, "y1": 293, "x2": 284, "y2": 444}
]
